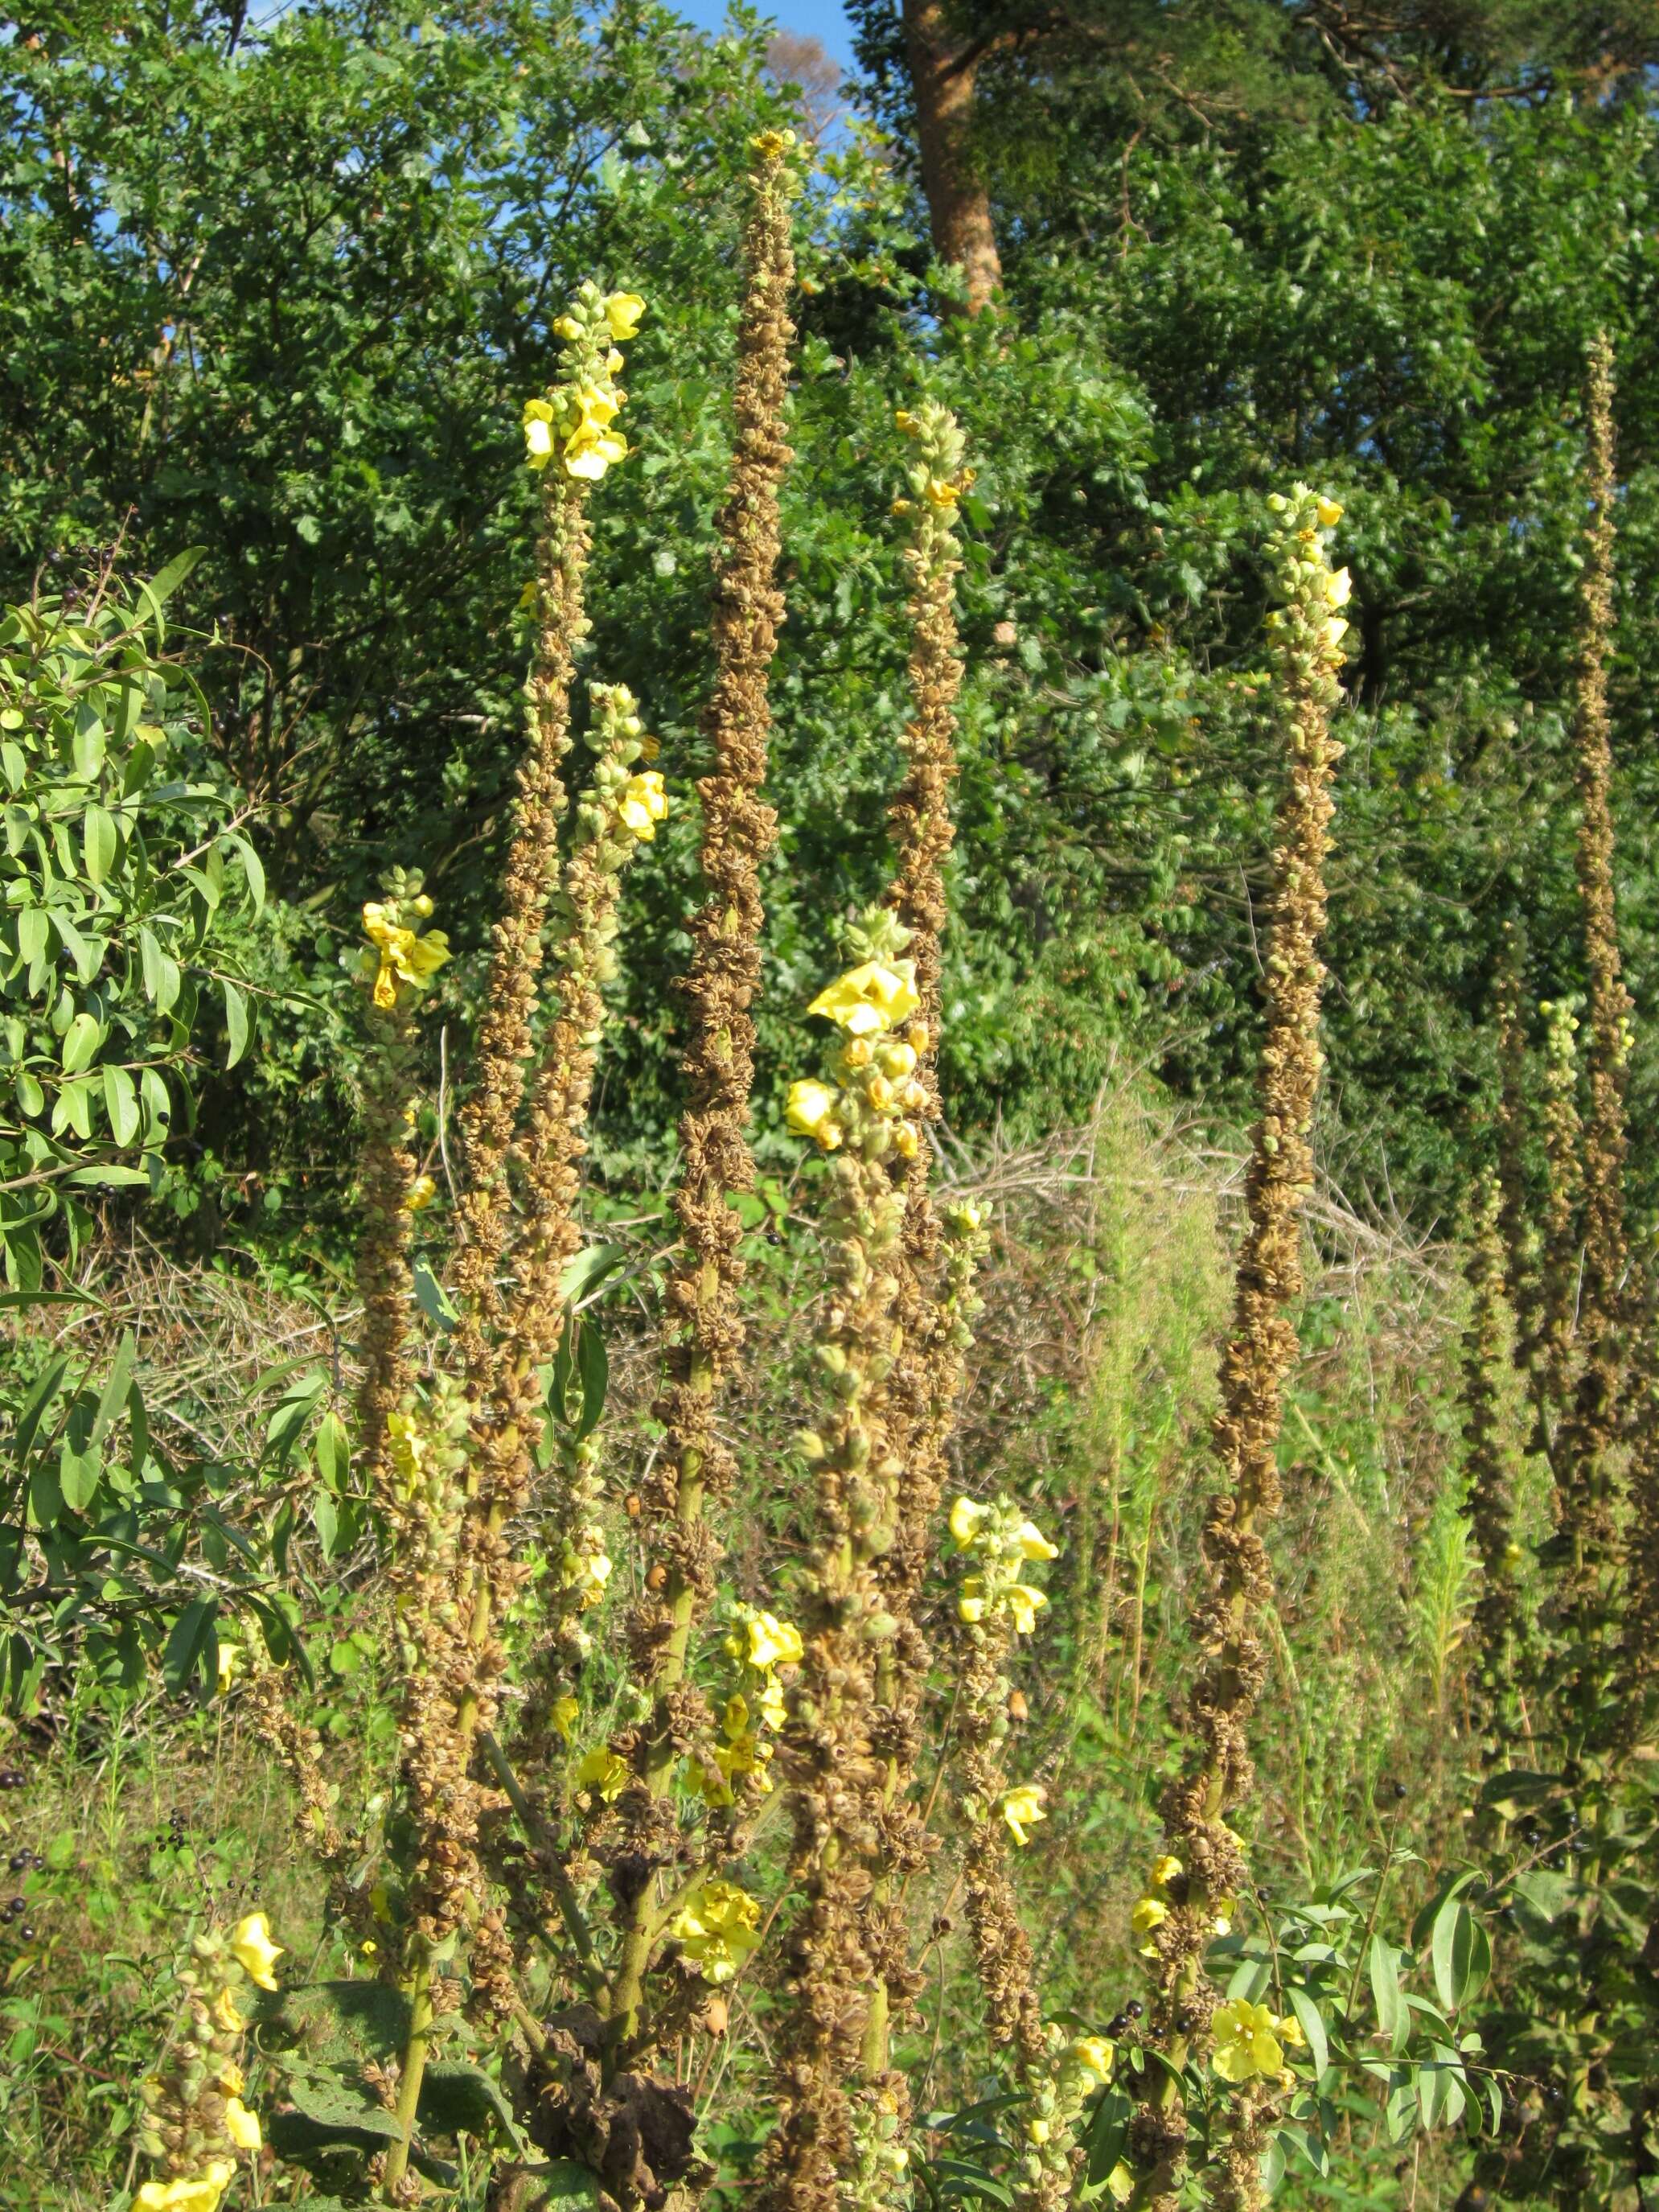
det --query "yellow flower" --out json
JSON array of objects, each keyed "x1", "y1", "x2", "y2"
[
  {"x1": 617, "y1": 769, "x2": 669, "y2": 840},
  {"x1": 1210, "y1": 1997, "x2": 1283, "y2": 2084},
  {"x1": 924, "y1": 477, "x2": 960, "y2": 508},
  {"x1": 1150, "y1": 1854, "x2": 1183, "y2": 1888},
  {"x1": 1014, "y1": 1519, "x2": 1058, "y2": 1562},
  {"x1": 561, "y1": 1540, "x2": 613, "y2": 1606},
  {"x1": 1006, "y1": 1582, "x2": 1048, "y2": 1635},
  {"x1": 1324, "y1": 566, "x2": 1352, "y2": 608},
  {"x1": 786, "y1": 1078, "x2": 844, "y2": 1150},
  {"x1": 224, "y1": 2095, "x2": 262, "y2": 2151},
  {"x1": 1316, "y1": 495, "x2": 1343, "y2": 527},
  {"x1": 958, "y1": 1579, "x2": 987, "y2": 1624},
  {"x1": 1071, "y1": 2036, "x2": 1115, "y2": 2084},
  {"x1": 1000, "y1": 1783, "x2": 1048, "y2": 1846},
  {"x1": 754, "y1": 1673, "x2": 786, "y2": 1732},
  {"x1": 878, "y1": 1038, "x2": 918, "y2": 1078},
  {"x1": 1322, "y1": 615, "x2": 1349, "y2": 651},
  {"x1": 213, "y1": 1642, "x2": 242, "y2": 1696},
  {"x1": 523, "y1": 396, "x2": 557, "y2": 468},
  {"x1": 1277, "y1": 2012, "x2": 1306, "y2": 2050},
  {"x1": 670, "y1": 1879, "x2": 762, "y2": 1984},
  {"x1": 1026, "y1": 2116, "x2": 1051, "y2": 2145},
  {"x1": 211, "y1": 1987, "x2": 245, "y2": 2035},
  {"x1": 1211, "y1": 1893, "x2": 1238, "y2": 1937},
  {"x1": 807, "y1": 959, "x2": 921, "y2": 1037},
  {"x1": 404, "y1": 1174, "x2": 438, "y2": 1212},
  {"x1": 743, "y1": 1609, "x2": 804, "y2": 1670},
  {"x1": 363, "y1": 903, "x2": 450, "y2": 1009},
  {"x1": 217, "y1": 2061, "x2": 245, "y2": 2097},
  {"x1": 551, "y1": 1694, "x2": 580, "y2": 1743},
  {"x1": 1131, "y1": 1895, "x2": 1168, "y2": 1938},
  {"x1": 231, "y1": 1912, "x2": 283, "y2": 1991},
  {"x1": 751, "y1": 127, "x2": 797, "y2": 158},
  {"x1": 577, "y1": 1745, "x2": 631, "y2": 1802},
  {"x1": 135, "y1": 2165, "x2": 236, "y2": 2212},
  {"x1": 564, "y1": 421, "x2": 629, "y2": 481},
  {"x1": 950, "y1": 1495, "x2": 989, "y2": 1548},
  {"x1": 604, "y1": 292, "x2": 647, "y2": 342}
]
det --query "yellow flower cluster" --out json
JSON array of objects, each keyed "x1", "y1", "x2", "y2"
[
  {"x1": 692, "y1": 1602, "x2": 805, "y2": 1802},
  {"x1": 523, "y1": 285, "x2": 645, "y2": 482},
  {"x1": 1209, "y1": 1996, "x2": 1304, "y2": 2084},
  {"x1": 670, "y1": 1877, "x2": 762, "y2": 1984},
  {"x1": 893, "y1": 401, "x2": 975, "y2": 527},
  {"x1": 1017, "y1": 2025, "x2": 1121, "y2": 2195},
  {"x1": 786, "y1": 945, "x2": 928, "y2": 1162},
  {"x1": 1263, "y1": 485, "x2": 1351, "y2": 690},
  {"x1": 950, "y1": 1494, "x2": 1057, "y2": 1635},
  {"x1": 1128, "y1": 1850, "x2": 1236, "y2": 1958},
  {"x1": 577, "y1": 1745, "x2": 632, "y2": 1803},
  {"x1": 360, "y1": 884, "x2": 450, "y2": 1013},
  {"x1": 133, "y1": 1915, "x2": 281, "y2": 2210}
]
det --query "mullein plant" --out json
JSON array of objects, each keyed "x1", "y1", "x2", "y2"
[
  {"x1": 762, "y1": 911, "x2": 930, "y2": 2212},
  {"x1": 129, "y1": 1914, "x2": 283, "y2": 2212},
  {"x1": 1124, "y1": 489, "x2": 1349, "y2": 2212},
  {"x1": 1530, "y1": 995, "x2": 1584, "y2": 1470},
  {"x1": 947, "y1": 1495, "x2": 1119, "y2": 2212},
  {"x1": 610, "y1": 126, "x2": 799, "y2": 2058},
  {"x1": 1552, "y1": 330, "x2": 1633, "y2": 1650},
  {"x1": 1493, "y1": 924, "x2": 1541, "y2": 1368},
  {"x1": 1460, "y1": 1167, "x2": 1529, "y2": 1737}
]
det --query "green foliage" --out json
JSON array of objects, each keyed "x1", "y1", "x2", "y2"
[{"x1": 0, "y1": 554, "x2": 261, "y2": 1286}]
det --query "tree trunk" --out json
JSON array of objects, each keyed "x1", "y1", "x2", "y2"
[{"x1": 901, "y1": 0, "x2": 1001, "y2": 313}]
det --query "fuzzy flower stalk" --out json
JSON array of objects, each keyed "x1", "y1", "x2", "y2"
[
  {"x1": 352, "y1": 872, "x2": 450, "y2": 1492},
  {"x1": 613, "y1": 130, "x2": 799, "y2": 2054},
  {"x1": 131, "y1": 1914, "x2": 281, "y2": 2212},
  {"x1": 949, "y1": 1493, "x2": 1096, "y2": 2212},
  {"x1": 1554, "y1": 328, "x2": 1632, "y2": 1638},
  {"x1": 762, "y1": 914, "x2": 930, "y2": 2212},
  {"x1": 1461, "y1": 1167, "x2": 1527, "y2": 1729},
  {"x1": 1530, "y1": 996, "x2": 1583, "y2": 1468},
  {"x1": 1127, "y1": 487, "x2": 1347, "y2": 2212},
  {"x1": 1493, "y1": 925, "x2": 1539, "y2": 1366}
]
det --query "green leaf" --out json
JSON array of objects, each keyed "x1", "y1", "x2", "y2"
[
  {"x1": 162, "y1": 1597, "x2": 216, "y2": 1695},
  {"x1": 1431, "y1": 1898, "x2": 1489, "y2": 2013},
  {"x1": 573, "y1": 1318, "x2": 608, "y2": 1441},
  {"x1": 413, "y1": 1259, "x2": 458, "y2": 1332},
  {"x1": 61, "y1": 1012, "x2": 101, "y2": 1075},
  {"x1": 83, "y1": 804, "x2": 118, "y2": 886},
  {"x1": 66, "y1": 1164, "x2": 151, "y2": 1188},
  {"x1": 315, "y1": 1411, "x2": 351, "y2": 1491},
  {"x1": 1369, "y1": 1935, "x2": 1407, "y2": 2054},
  {"x1": 220, "y1": 831, "x2": 265, "y2": 915},
  {"x1": 60, "y1": 1441, "x2": 101, "y2": 1514},
  {"x1": 281, "y1": 2069, "x2": 408, "y2": 2142},
  {"x1": 1285, "y1": 1984, "x2": 1329, "y2": 2081},
  {"x1": 223, "y1": 978, "x2": 251, "y2": 1068},
  {"x1": 102, "y1": 1063, "x2": 140, "y2": 1145},
  {"x1": 559, "y1": 1241, "x2": 629, "y2": 1307},
  {"x1": 1082, "y1": 2088, "x2": 1133, "y2": 2190},
  {"x1": 14, "y1": 1357, "x2": 70, "y2": 1463},
  {"x1": 92, "y1": 1331, "x2": 138, "y2": 1444},
  {"x1": 418, "y1": 2059, "x2": 524, "y2": 2144}
]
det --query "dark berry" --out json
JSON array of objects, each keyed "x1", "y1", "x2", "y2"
[
  {"x1": 1125, "y1": 2000, "x2": 1144, "y2": 2020},
  {"x1": 1106, "y1": 2013, "x2": 1128, "y2": 2037},
  {"x1": 6, "y1": 1853, "x2": 25, "y2": 1873},
  {"x1": 0, "y1": 1771, "x2": 24, "y2": 1791},
  {"x1": 17, "y1": 1924, "x2": 33, "y2": 1942},
  {"x1": 1391, "y1": 1780, "x2": 1408, "y2": 1801},
  {"x1": 1175, "y1": 2008, "x2": 1199, "y2": 2033}
]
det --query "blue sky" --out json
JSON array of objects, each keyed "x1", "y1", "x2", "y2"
[{"x1": 671, "y1": 0, "x2": 857, "y2": 72}]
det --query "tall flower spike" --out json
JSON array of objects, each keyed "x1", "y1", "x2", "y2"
[
  {"x1": 351, "y1": 874, "x2": 450, "y2": 1495},
  {"x1": 611, "y1": 128, "x2": 798, "y2": 2055},
  {"x1": 1493, "y1": 925, "x2": 1540, "y2": 1371},
  {"x1": 1530, "y1": 996, "x2": 1583, "y2": 1468},
  {"x1": 762, "y1": 911, "x2": 931, "y2": 2212},
  {"x1": 131, "y1": 1916, "x2": 274, "y2": 2210},
  {"x1": 1127, "y1": 487, "x2": 1346, "y2": 2212},
  {"x1": 1462, "y1": 1166, "x2": 1526, "y2": 1732},
  {"x1": 867, "y1": 403, "x2": 978, "y2": 2090},
  {"x1": 949, "y1": 1495, "x2": 1074, "y2": 2212},
  {"x1": 397, "y1": 289, "x2": 645, "y2": 2078},
  {"x1": 1554, "y1": 328, "x2": 1632, "y2": 1643}
]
